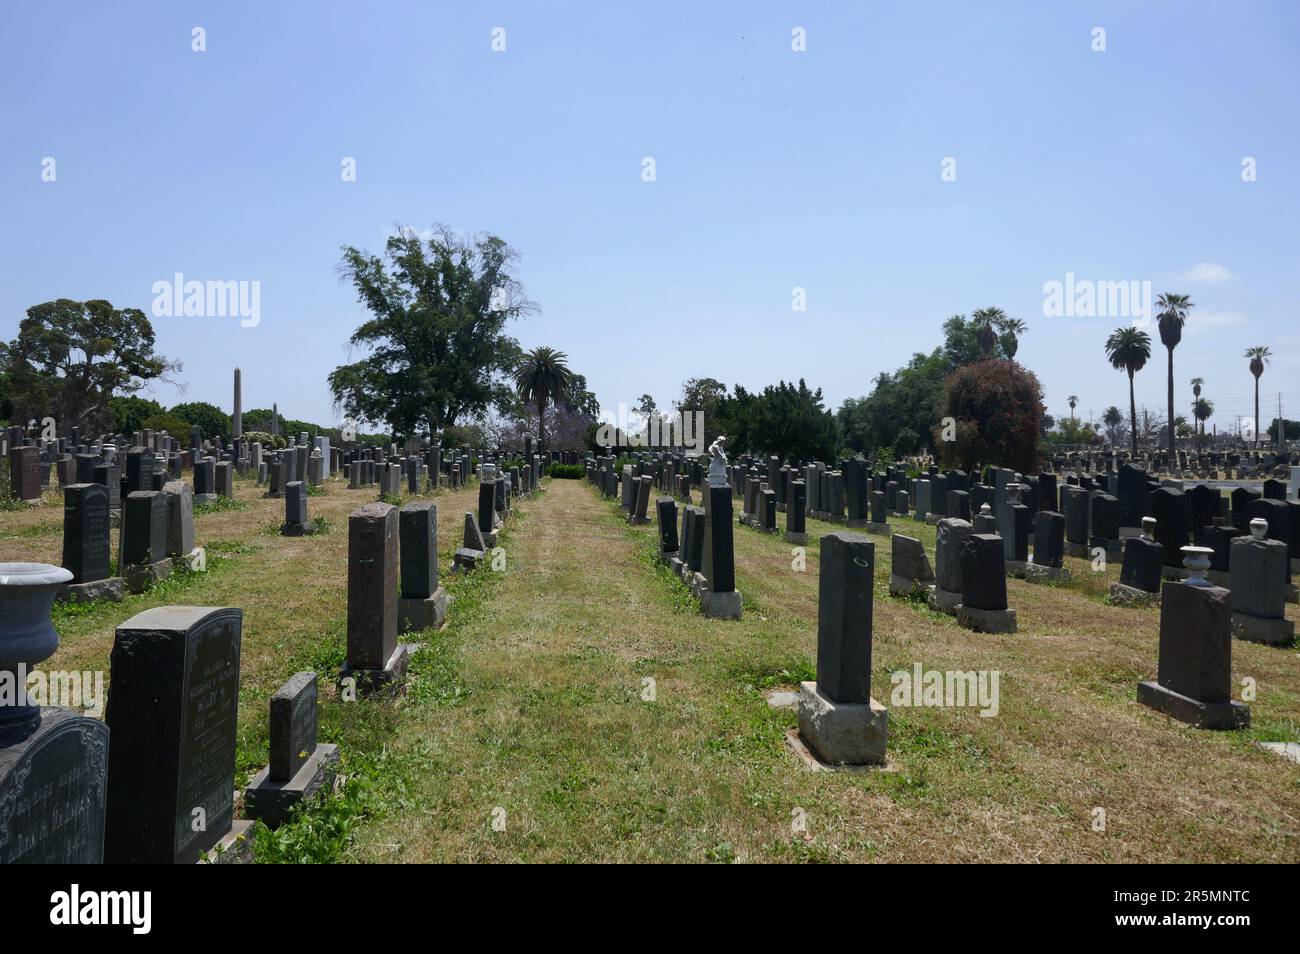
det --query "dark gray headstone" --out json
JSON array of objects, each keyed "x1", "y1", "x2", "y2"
[
  {"x1": 62, "y1": 483, "x2": 111, "y2": 583},
  {"x1": 815, "y1": 532, "x2": 875, "y2": 705},
  {"x1": 269, "y1": 672, "x2": 318, "y2": 783},
  {"x1": 399, "y1": 501, "x2": 438, "y2": 599},
  {"x1": 347, "y1": 503, "x2": 399, "y2": 671},
  {"x1": 960, "y1": 533, "x2": 1007, "y2": 610}
]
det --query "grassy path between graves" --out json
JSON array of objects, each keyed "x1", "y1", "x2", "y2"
[{"x1": 351, "y1": 479, "x2": 1299, "y2": 862}]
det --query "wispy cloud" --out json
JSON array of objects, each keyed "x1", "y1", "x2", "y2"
[{"x1": 1181, "y1": 262, "x2": 1232, "y2": 283}]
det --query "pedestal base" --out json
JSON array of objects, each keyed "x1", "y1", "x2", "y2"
[
  {"x1": 957, "y1": 605, "x2": 1018, "y2": 633},
  {"x1": 1021, "y1": 562, "x2": 1069, "y2": 583},
  {"x1": 123, "y1": 558, "x2": 172, "y2": 594},
  {"x1": 1231, "y1": 611, "x2": 1295, "y2": 645},
  {"x1": 57, "y1": 576, "x2": 124, "y2": 604},
  {"x1": 889, "y1": 573, "x2": 933, "y2": 598},
  {"x1": 657, "y1": 549, "x2": 679, "y2": 566},
  {"x1": 196, "y1": 493, "x2": 220, "y2": 505},
  {"x1": 1109, "y1": 582, "x2": 1159, "y2": 607},
  {"x1": 398, "y1": 587, "x2": 450, "y2": 633},
  {"x1": 452, "y1": 547, "x2": 484, "y2": 571},
  {"x1": 280, "y1": 522, "x2": 319, "y2": 537},
  {"x1": 845, "y1": 518, "x2": 868, "y2": 529},
  {"x1": 927, "y1": 586, "x2": 962, "y2": 615},
  {"x1": 866, "y1": 521, "x2": 892, "y2": 536},
  {"x1": 199, "y1": 820, "x2": 254, "y2": 864},
  {"x1": 797, "y1": 682, "x2": 887, "y2": 766},
  {"x1": 784, "y1": 531, "x2": 808, "y2": 545},
  {"x1": 1136, "y1": 680, "x2": 1250, "y2": 730},
  {"x1": 244, "y1": 744, "x2": 340, "y2": 828},
  {"x1": 700, "y1": 588, "x2": 743, "y2": 620},
  {"x1": 339, "y1": 643, "x2": 418, "y2": 696}
]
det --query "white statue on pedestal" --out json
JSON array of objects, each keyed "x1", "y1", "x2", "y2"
[{"x1": 707, "y1": 435, "x2": 729, "y2": 486}]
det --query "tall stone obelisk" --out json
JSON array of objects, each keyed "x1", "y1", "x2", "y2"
[{"x1": 232, "y1": 367, "x2": 243, "y2": 439}]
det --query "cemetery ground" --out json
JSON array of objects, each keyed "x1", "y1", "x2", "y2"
[{"x1": 2, "y1": 478, "x2": 1298, "y2": 863}]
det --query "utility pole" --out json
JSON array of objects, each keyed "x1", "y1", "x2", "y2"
[{"x1": 1278, "y1": 393, "x2": 1286, "y2": 452}]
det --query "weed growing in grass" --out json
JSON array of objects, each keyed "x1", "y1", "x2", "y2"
[
  {"x1": 195, "y1": 496, "x2": 249, "y2": 516},
  {"x1": 306, "y1": 484, "x2": 327, "y2": 496},
  {"x1": 0, "y1": 519, "x2": 61, "y2": 539},
  {"x1": 50, "y1": 551, "x2": 234, "y2": 626}
]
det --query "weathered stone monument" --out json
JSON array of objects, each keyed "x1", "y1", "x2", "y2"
[
  {"x1": 1110, "y1": 516, "x2": 1163, "y2": 606},
  {"x1": 340, "y1": 502, "x2": 413, "y2": 691},
  {"x1": 1229, "y1": 518, "x2": 1294, "y2": 644},
  {"x1": 59, "y1": 482, "x2": 123, "y2": 603},
  {"x1": 243, "y1": 672, "x2": 339, "y2": 828},
  {"x1": 104, "y1": 605, "x2": 250, "y2": 863},
  {"x1": 1137, "y1": 551, "x2": 1250, "y2": 730},
  {"x1": 888, "y1": 534, "x2": 935, "y2": 597},
  {"x1": 957, "y1": 533, "x2": 1017, "y2": 633},
  {"x1": 929, "y1": 517, "x2": 971, "y2": 614},
  {"x1": 796, "y1": 532, "x2": 887, "y2": 766},
  {"x1": 398, "y1": 501, "x2": 449, "y2": 632}
]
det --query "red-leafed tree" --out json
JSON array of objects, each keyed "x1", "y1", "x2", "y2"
[{"x1": 934, "y1": 359, "x2": 1045, "y2": 473}]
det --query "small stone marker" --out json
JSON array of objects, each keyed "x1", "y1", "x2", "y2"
[{"x1": 243, "y1": 672, "x2": 340, "y2": 828}]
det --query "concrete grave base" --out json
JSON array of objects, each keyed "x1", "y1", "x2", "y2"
[
  {"x1": 1020, "y1": 562, "x2": 1070, "y2": 583},
  {"x1": 124, "y1": 557, "x2": 173, "y2": 594},
  {"x1": 452, "y1": 547, "x2": 485, "y2": 572},
  {"x1": 1065, "y1": 542, "x2": 1092, "y2": 559},
  {"x1": 888, "y1": 573, "x2": 933, "y2": 598},
  {"x1": 866, "y1": 521, "x2": 892, "y2": 536},
  {"x1": 796, "y1": 682, "x2": 887, "y2": 766},
  {"x1": 957, "y1": 605, "x2": 1018, "y2": 633},
  {"x1": 57, "y1": 576, "x2": 124, "y2": 604},
  {"x1": 339, "y1": 642, "x2": 419, "y2": 697},
  {"x1": 700, "y1": 588, "x2": 743, "y2": 620},
  {"x1": 199, "y1": 820, "x2": 255, "y2": 865},
  {"x1": 1136, "y1": 680, "x2": 1250, "y2": 730},
  {"x1": 657, "y1": 549, "x2": 679, "y2": 566},
  {"x1": 668, "y1": 556, "x2": 684, "y2": 576},
  {"x1": 1231, "y1": 611, "x2": 1295, "y2": 645},
  {"x1": 784, "y1": 531, "x2": 808, "y2": 545},
  {"x1": 280, "y1": 522, "x2": 319, "y2": 537},
  {"x1": 629, "y1": 515, "x2": 650, "y2": 525},
  {"x1": 398, "y1": 587, "x2": 450, "y2": 633},
  {"x1": 687, "y1": 570, "x2": 706, "y2": 597},
  {"x1": 1259, "y1": 741, "x2": 1300, "y2": 765},
  {"x1": 927, "y1": 586, "x2": 962, "y2": 615},
  {"x1": 1108, "y1": 582, "x2": 1159, "y2": 607},
  {"x1": 845, "y1": 518, "x2": 868, "y2": 529},
  {"x1": 925, "y1": 513, "x2": 941, "y2": 525},
  {"x1": 764, "y1": 688, "x2": 799, "y2": 710},
  {"x1": 195, "y1": 493, "x2": 220, "y2": 505},
  {"x1": 244, "y1": 743, "x2": 340, "y2": 829}
]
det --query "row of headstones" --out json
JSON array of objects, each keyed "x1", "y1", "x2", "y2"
[
  {"x1": 0, "y1": 593, "x2": 335, "y2": 863},
  {"x1": 0, "y1": 481, "x2": 517, "y2": 863}
]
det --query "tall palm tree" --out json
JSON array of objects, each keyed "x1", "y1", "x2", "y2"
[
  {"x1": 1155, "y1": 293, "x2": 1192, "y2": 458},
  {"x1": 1105, "y1": 327, "x2": 1152, "y2": 455},
  {"x1": 1192, "y1": 397, "x2": 1214, "y2": 437},
  {"x1": 972, "y1": 306, "x2": 1005, "y2": 357},
  {"x1": 1244, "y1": 346, "x2": 1271, "y2": 449},
  {"x1": 1189, "y1": 376, "x2": 1205, "y2": 434},
  {"x1": 1068, "y1": 395, "x2": 1078, "y2": 420},
  {"x1": 1102, "y1": 405, "x2": 1124, "y2": 445},
  {"x1": 997, "y1": 317, "x2": 1028, "y2": 359},
  {"x1": 514, "y1": 346, "x2": 573, "y2": 457}
]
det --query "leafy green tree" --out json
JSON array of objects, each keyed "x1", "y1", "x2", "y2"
[
  {"x1": 838, "y1": 350, "x2": 948, "y2": 456},
  {"x1": 329, "y1": 225, "x2": 532, "y2": 440},
  {"x1": 169, "y1": 401, "x2": 230, "y2": 442},
  {"x1": 514, "y1": 346, "x2": 572, "y2": 456},
  {"x1": 998, "y1": 317, "x2": 1027, "y2": 359},
  {"x1": 675, "y1": 376, "x2": 728, "y2": 448},
  {"x1": 1105, "y1": 327, "x2": 1152, "y2": 455},
  {"x1": 714, "y1": 379, "x2": 837, "y2": 461},
  {"x1": 1155, "y1": 292, "x2": 1192, "y2": 457},
  {"x1": 1245, "y1": 346, "x2": 1271, "y2": 449},
  {"x1": 109, "y1": 395, "x2": 165, "y2": 435},
  {"x1": 1, "y1": 299, "x2": 177, "y2": 435}
]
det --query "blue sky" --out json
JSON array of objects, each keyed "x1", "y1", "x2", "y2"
[{"x1": 3, "y1": 1, "x2": 1298, "y2": 436}]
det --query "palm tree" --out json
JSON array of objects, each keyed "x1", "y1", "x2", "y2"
[
  {"x1": 972, "y1": 306, "x2": 1005, "y2": 357},
  {"x1": 1192, "y1": 397, "x2": 1214, "y2": 437},
  {"x1": 1155, "y1": 293, "x2": 1192, "y2": 458},
  {"x1": 1189, "y1": 376, "x2": 1205, "y2": 434},
  {"x1": 997, "y1": 317, "x2": 1027, "y2": 359},
  {"x1": 1068, "y1": 395, "x2": 1078, "y2": 421},
  {"x1": 1105, "y1": 327, "x2": 1152, "y2": 455},
  {"x1": 514, "y1": 346, "x2": 573, "y2": 457},
  {"x1": 1102, "y1": 405, "x2": 1124, "y2": 445},
  {"x1": 1244, "y1": 346, "x2": 1271, "y2": 449}
]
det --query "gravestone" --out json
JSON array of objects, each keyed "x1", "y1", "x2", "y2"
[
  {"x1": 104, "y1": 606, "x2": 250, "y2": 863},
  {"x1": 1090, "y1": 492, "x2": 1121, "y2": 555},
  {"x1": 341, "y1": 503, "x2": 412, "y2": 691},
  {"x1": 398, "y1": 501, "x2": 448, "y2": 632},
  {"x1": 888, "y1": 534, "x2": 934, "y2": 597},
  {"x1": 282, "y1": 480, "x2": 311, "y2": 536},
  {"x1": 243, "y1": 672, "x2": 340, "y2": 828},
  {"x1": 1149, "y1": 487, "x2": 1189, "y2": 568},
  {"x1": 61, "y1": 482, "x2": 111, "y2": 585},
  {"x1": 797, "y1": 532, "x2": 886, "y2": 765},
  {"x1": 867, "y1": 490, "x2": 890, "y2": 534},
  {"x1": 657, "y1": 498, "x2": 679, "y2": 561},
  {"x1": 1111, "y1": 518, "x2": 1163, "y2": 605},
  {"x1": 0, "y1": 563, "x2": 109, "y2": 863},
  {"x1": 786, "y1": 479, "x2": 808, "y2": 544},
  {"x1": 453, "y1": 511, "x2": 487, "y2": 571},
  {"x1": 1137, "y1": 581, "x2": 1249, "y2": 729},
  {"x1": 699, "y1": 485, "x2": 742, "y2": 619},
  {"x1": 930, "y1": 518, "x2": 971, "y2": 614},
  {"x1": 1027, "y1": 510, "x2": 1066, "y2": 580},
  {"x1": 7, "y1": 445, "x2": 41, "y2": 501},
  {"x1": 162, "y1": 480, "x2": 198, "y2": 560},
  {"x1": 1229, "y1": 522, "x2": 1294, "y2": 644},
  {"x1": 957, "y1": 533, "x2": 1016, "y2": 632}
]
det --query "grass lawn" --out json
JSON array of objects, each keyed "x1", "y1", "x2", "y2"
[{"x1": 3, "y1": 477, "x2": 1297, "y2": 862}]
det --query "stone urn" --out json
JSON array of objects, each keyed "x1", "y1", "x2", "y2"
[
  {"x1": 1180, "y1": 546, "x2": 1214, "y2": 588},
  {"x1": 1249, "y1": 517, "x2": 1268, "y2": 541},
  {"x1": 1140, "y1": 516, "x2": 1156, "y2": 541},
  {"x1": 0, "y1": 562, "x2": 73, "y2": 730}
]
